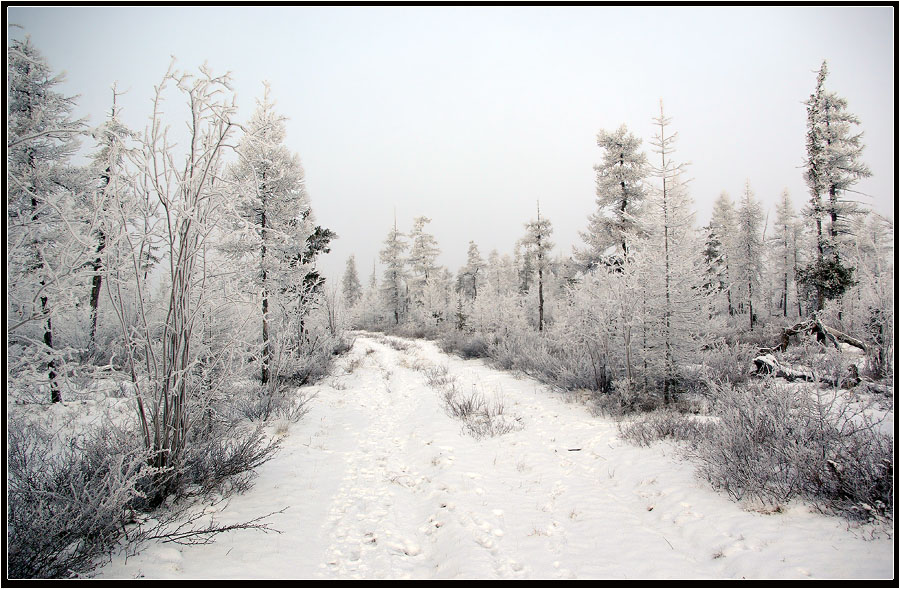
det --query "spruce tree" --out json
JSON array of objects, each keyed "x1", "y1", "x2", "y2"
[
  {"x1": 576, "y1": 124, "x2": 648, "y2": 271},
  {"x1": 7, "y1": 36, "x2": 86, "y2": 402}
]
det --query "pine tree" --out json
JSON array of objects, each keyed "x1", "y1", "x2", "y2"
[
  {"x1": 646, "y1": 101, "x2": 707, "y2": 403},
  {"x1": 705, "y1": 192, "x2": 737, "y2": 315},
  {"x1": 379, "y1": 217, "x2": 408, "y2": 325},
  {"x1": 407, "y1": 216, "x2": 441, "y2": 308},
  {"x1": 85, "y1": 87, "x2": 137, "y2": 354},
  {"x1": 7, "y1": 36, "x2": 86, "y2": 402},
  {"x1": 800, "y1": 61, "x2": 870, "y2": 311},
  {"x1": 576, "y1": 124, "x2": 648, "y2": 271},
  {"x1": 457, "y1": 241, "x2": 484, "y2": 301},
  {"x1": 769, "y1": 189, "x2": 800, "y2": 318},
  {"x1": 342, "y1": 255, "x2": 362, "y2": 307},
  {"x1": 522, "y1": 203, "x2": 554, "y2": 331},
  {"x1": 226, "y1": 85, "x2": 314, "y2": 384},
  {"x1": 733, "y1": 181, "x2": 765, "y2": 329}
]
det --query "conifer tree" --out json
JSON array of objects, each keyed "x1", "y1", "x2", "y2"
[
  {"x1": 379, "y1": 217, "x2": 408, "y2": 325},
  {"x1": 7, "y1": 36, "x2": 87, "y2": 402},
  {"x1": 226, "y1": 86, "x2": 314, "y2": 384},
  {"x1": 522, "y1": 204, "x2": 554, "y2": 331},
  {"x1": 800, "y1": 61, "x2": 870, "y2": 311},
  {"x1": 407, "y1": 216, "x2": 440, "y2": 308},
  {"x1": 733, "y1": 181, "x2": 765, "y2": 329},
  {"x1": 342, "y1": 255, "x2": 362, "y2": 307},
  {"x1": 576, "y1": 124, "x2": 648, "y2": 271}
]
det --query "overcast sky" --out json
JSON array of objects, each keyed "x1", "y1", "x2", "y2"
[{"x1": 8, "y1": 5, "x2": 895, "y2": 284}]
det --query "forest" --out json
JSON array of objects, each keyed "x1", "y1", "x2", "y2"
[{"x1": 6, "y1": 29, "x2": 894, "y2": 580}]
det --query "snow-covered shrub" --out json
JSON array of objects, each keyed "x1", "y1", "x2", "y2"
[
  {"x1": 441, "y1": 384, "x2": 521, "y2": 439},
  {"x1": 694, "y1": 380, "x2": 893, "y2": 518},
  {"x1": 618, "y1": 410, "x2": 716, "y2": 447},
  {"x1": 699, "y1": 340, "x2": 757, "y2": 385},
  {"x1": 438, "y1": 330, "x2": 490, "y2": 359},
  {"x1": 181, "y1": 422, "x2": 281, "y2": 497},
  {"x1": 7, "y1": 418, "x2": 154, "y2": 578}
]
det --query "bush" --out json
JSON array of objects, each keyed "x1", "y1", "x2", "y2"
[
  {"x1": 619, "y1": 410, "x2": 718, "y2": 447},
  {"x1": 700, "y1": 340, "x2": 757, "y2": 386},
  {"x1": 441, "y1": 383, "x2": 522, "y2": 439},
  {"x1": 7, "y1": 418, "x2": 153, "y2": 578},
  {"x1": 692, "y1": 380, "x2": 893, "y2": 518},
  {"x1": 438, "y1": 331, "x2": 490, "y2": 359}
]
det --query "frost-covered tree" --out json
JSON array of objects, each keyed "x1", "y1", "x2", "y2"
[
  {"x1": 733, "y1": 181, "x2": 765, "y2": 329},
  {"x1": 117, "y1": 62, "x2": 238, "y2": 492},
  {"x1": 7, "y1": 35, "x2": 87, "y2": 402},
  {"x1": 576, "y1": 124, "x2": 648, "y2": 271},
  {"x1": 406, "y1": 216, "x2": 440, "y2": 309},
  {"x1": 456, "y1": 240, "x2": 484, "y2": 301},
  {"x1": 521, "y1": 204, "x2": 554, "y2": 331},
  {"x1": 225, "y1": 86, "x2": 315, "y2": 384},
  {"x1": 379, "y1": 218, "x2": 408, "y2": 325},
  {"x1": 645, "y1": 102, "x2": 708, "y2": 402},
  {"x1": 342, "y1": 255, "x2": 362, "y2": 307},
  {"x1": 704, "y1": 192, "x2": 737, "y2": 316},
  {"x1": 800, "y1": 61, "x2": 870, "y2": 311},
  {"x1": 85, "y1": 87, "x2": 138, "y2": 354},
  {"x1": 768, "y1": 189, "x2": 801, "y2": 318}
]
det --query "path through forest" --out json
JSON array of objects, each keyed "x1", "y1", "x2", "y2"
[{"x1": 99, "y1": 333, "x2": 893, "y2": 580}]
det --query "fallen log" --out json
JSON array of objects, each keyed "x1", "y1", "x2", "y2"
[
  {"x1": 758, "y1": 314, "x2": 867, "y2": 355},
  {"x1": 752, "y1": 353, "x2": 861, "y2": 388}
]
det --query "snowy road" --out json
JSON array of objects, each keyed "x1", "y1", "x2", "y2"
[{"x1": 99, "y1": 333, "x2": 893, "y2": 580}]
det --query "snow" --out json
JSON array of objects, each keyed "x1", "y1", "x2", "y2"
[{"x1": 96, "y1": 333, "x2": 893, "y2": 580}]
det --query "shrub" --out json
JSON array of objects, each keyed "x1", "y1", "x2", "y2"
[
  {"x1": 619, "y1": 410, "x2": 717, "y2": 447},
  {"x1": 438, "y1": 331, "x2": 490, "y2": 359},
  {"x1": 7, "y1": 418, "x2": 154, "y2": 578},
  {"x1": 692, "y1": 380, "x2": 893, "y2": 518},
  {"x1": 442, "y1": 384, "x2": 521, "y2": 439}
]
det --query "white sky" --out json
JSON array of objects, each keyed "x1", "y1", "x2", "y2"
[{"x1": 7, "y1": 5, "x2": 895, "y2": 284}]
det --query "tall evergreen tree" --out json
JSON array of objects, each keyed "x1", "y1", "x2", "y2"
[
  {"x1": 733, "y1": 181, "x2": 765, "y2": 329},
  {"x1": 342, "y1": 255, "x2": 362, "y2": 307},
  {"x1": 379, "y1": 217, "x2": 408, "y2": 325},
  {"x1": 576, "y1": 124, "x2": 648, "y2": 271},
  {"x1": 406, "y1": 216, "x2": 441, "y2": 308},
  {"x1": 800, "y1": 61, "x2": 870, "y2": 311},
  {"x1": 457, "y1": 241, "x2": 484, "y2": 301},
  {"x1": 522, "y1": 204, "x2": 554, "y2": 331},
  {"x1": 646, "y1": 102, "x2": 707, "y2": 403},
  {"x1": 769, "y1": 189, "x2": 800, "y2": 318},
  {"x1": 7, "y1": 36, "x2": 86, "y2": 402},
  {"x1": 226, "y1": 86, "x2": 314, "y2": 384}
]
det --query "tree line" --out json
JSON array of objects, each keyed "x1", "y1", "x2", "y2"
[{"x1": 342, "y1": 62, "x2": 893, "y2": 399}]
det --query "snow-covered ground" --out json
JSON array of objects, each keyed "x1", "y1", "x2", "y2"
[{"x1": 97, "y1": 333, "x2": 894, "y2": 580}]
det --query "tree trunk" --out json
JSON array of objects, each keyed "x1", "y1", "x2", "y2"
[{"x1": 89, "y1": 228, "x2": 106, "y2": 352}]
